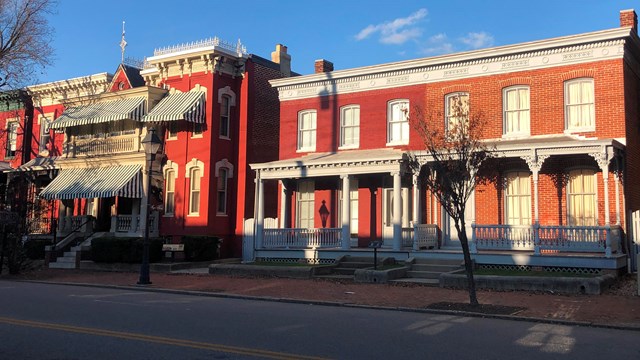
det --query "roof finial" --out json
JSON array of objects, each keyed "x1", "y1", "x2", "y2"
[{"x1": 120, "y1": 21, "x2": 127, "y2": 64}]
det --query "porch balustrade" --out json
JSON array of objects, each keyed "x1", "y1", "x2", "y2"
[
  {"x1": 116, "y1": 215, "x2": 135, "y2": 232},
  {"x1": 65, "y1": 135, "x2": 138, "y2": 157},
  {"x1": 401, "y1": 227, "x2": 414, "y2": 248},
  {"x1": 57, "y1": 215, "x2": 93, "y2": 235},
  {"x1": 263, "y1": 228, "x2": 342, "y2": 248},
  {"x1": 112, "y1": 212, "x2": 159, "y2": 235},
  {"x1": 26, "y1": 217, "x2": 52, "y2": 234},
  {"x1": 413, "y1": 224, "x2": 439, "y2": 250},
  {"x1": 472, "y1": 224, "x2": 622, "y2": 257}
]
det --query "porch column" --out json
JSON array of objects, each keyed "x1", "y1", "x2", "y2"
[
  {"x1": 341, "y1": 174, "x2": 351, "y2": 250},
  {"x1": 614, "y1": 156, "x2": 621, "y2": 224},
  {"x1": 591, "y1": 150, "x2": 612, "y2": 225},
  {"x1": 57, "y1": 200, "x2": 67, "y2": 232},
  {"x1": 279, "y1": 180, "x2": 290, "y2": 229},
  {"x1": 392, "y1": 171, "x2": 402, "y2": 251},
  {"x1": 255, "y1": 172, "x2": 265, "y2": 249},
  {"x1": 412, "y1": 173, "x2": 421, "y2": 251}
]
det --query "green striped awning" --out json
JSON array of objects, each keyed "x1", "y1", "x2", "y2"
[
  {"x1": 49, "y1": 97, "x2": 146, "y2": 129},
  {"x1": 39, "y1": 165, "x2": 142, "y2": 200},
  {"x1": 143, "y1": 91, "x2": 205, "y2": 123}
]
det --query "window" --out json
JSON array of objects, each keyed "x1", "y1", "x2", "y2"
[
  {"x1": 38, "y1": 114, "x2": 52, "y2": 153},
  {"x1": 445, "y1": 92, "x2": 469, "y2": 135},
  {"x1": 340, "y1": 105, "x2": 360, "y2": 149},
  {"x1": 192, "y1": 122, "x2": 203, "y2": 137},
  {"x1": 297, "y1": 181, "x2": 315, "y2": 228},
  {"x1": 220, "y1": 95, "x2": 231, "y2": 138},
  {"x1": 567, "y1": 169, "x2": 597, "y2": 226},
  {"x1": 297, "y1": 110, "x2": 316, "y2": 151},
  {"x1": 387, "y1": 100, "x2": 409, "y2": 145},
  {"x1": 5, "y1": 121, "x2": 18, "y2": 158},
  {"x1": 505, "y1": 171, "x2": 531, "y2": 225},
  {"x1": 217, "y1": 168, "x2": 228, "y2": 214},
  {"x1": 189, "y1": 167, "x2": 201, "y2": 215},
  {"x1": 565, "y1": 78, "x2": 595, "y2": 131},
  {"x1": 503, "y1": 86, "x2": 530, "y2": 136},
  {"x1": 338, "y1": 179, "x2": 359, "y2": 236},
  {"x1": 167, "y1": 122, "x2": 178, "y2": 140},
  {"x1": 164, "y1": 169, "x2": 176, "y2": 215}
]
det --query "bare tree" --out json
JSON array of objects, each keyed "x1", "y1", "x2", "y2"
[
  {"x1": 409, "y1": 96, "x2": 495, "y2": 306},
  {"x1": 0, "y1": 0, "x2": 55, "y2": 89}
]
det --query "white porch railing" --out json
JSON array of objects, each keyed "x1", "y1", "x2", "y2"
[
  {"x1": 413, "y1": 224, "x2": 439, "y2": 250},
  {"x1": 58, "y1": 215, "x2": 93, "y2": 235},
  {"x1": 401, "y1": 227, "x2": 414, "y2": 248},
  {"x1": 112, "y1": 212, "x2": 159, "y2": 236},
  {"x1": 66, "y1": 135, "x2": 138, "y2": 157},
  {"x1": 26, "y1": 217, "x2": 52, "y2": 234},
  {"x1": 116, "y1": 215, "x2": 136, "y2": 232},
  {"x1": 472, "y1": 224, "x2": 622, "y2": 257},
  {"x1": 263, "y1": 228, "x2": 341, "y2": 248}
]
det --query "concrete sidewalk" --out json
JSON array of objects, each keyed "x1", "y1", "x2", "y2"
[{"x1": 11, "y1": 268, "x2": 640, "y2": 330}]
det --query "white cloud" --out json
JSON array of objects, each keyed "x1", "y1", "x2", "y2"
[
  {"x1": 459, "y1": 32, "x2": 494, "y2": 49},
  {"x1": 355, "y1": 8, "x2": 427, "y2": 45},
  {"x1": 420, "y1": 33, "x2": 454, "y2": 55}
]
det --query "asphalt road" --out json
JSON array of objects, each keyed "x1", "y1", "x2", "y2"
[{"x1": 0, "y1": 280, "x2": 638, "y2": 360}]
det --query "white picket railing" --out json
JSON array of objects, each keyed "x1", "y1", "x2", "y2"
[
  {"x1": 414, "y1": 224, "x2": 439, "y2": 249},
  {"x1": 401, "y1": 227, "x2": 414, "y2": 248},
  {"x1": 67, "y1": 135, "x2": 138, "y2": 157},
  {"x1": 263, "y1": 228, "x2": 341, "y2": 249},
  {"x1": 474, "y1": 225, "x2": 534, "y2": 250},
  {"x1": 472, "y1": 224, "x2": 622, "y2": 257}
]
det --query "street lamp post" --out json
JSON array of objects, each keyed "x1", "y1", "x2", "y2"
[{"x1": 138, "y1": 127, "x2": 162, "y2": 285}]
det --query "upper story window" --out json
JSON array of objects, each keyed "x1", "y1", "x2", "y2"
[
  {"x1": 192, "y1": 123, "x2": 203, "y2": 138},
  {"x1": 387, "y1": 100, "x2": 409, "y2": 145},
  {"x1": 189, "y1": 167, "x2": 201, "y2": 215},
  {"x1": 297, "y1": 110, "x2": 317, "y2": 152},
  {"x1": 503, "y1": 86, "x2": 530, "y2": 136},
  {"x1": 565, "y1": 78, "x2": 595, "y2": 132},
  {"x1": 445, "y1": 92, "x2": 469, "y2": 136},
  {"x1": 220, "y1": 95, "x2": 231, "y2": 139},
  {"x1": 167, "y1": 121, "x2": 178, "y2": 140},
  {"x1": 38, "y1": 113, "x2": 53, "y2": 153},
  {"x1": 164, "y1": 169, "x2": 176, "y2": 216},
  {"x1": 340, "y1": 105, "x2": 360, "y2": 149},
  {"x1": 5, "y1": 121, "x2": 18, "y2": 158},
  {"x1": 567, "y1": 169, "x2": 597, "y2": 226}
]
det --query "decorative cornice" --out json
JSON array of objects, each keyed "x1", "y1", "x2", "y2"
[{"x1": 272, "y1": 28, "x2": 630, "y2": 101}]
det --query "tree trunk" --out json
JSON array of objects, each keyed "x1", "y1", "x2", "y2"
[{"x1": 454, "y1": 218, "x2": 478, "y2": 306}]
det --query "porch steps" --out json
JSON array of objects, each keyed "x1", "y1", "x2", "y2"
[
  {"x1": 316, "y1": 255, "x2": 391, "y2": 278},
  {"x1": 395, "y1": 258, "x2": 462, "y2": 285},
  {"x1": 48, "y1": 247, "x2": 81, "y2": 269}
]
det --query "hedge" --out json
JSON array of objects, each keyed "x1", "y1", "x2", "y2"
[
  {"x1": 23, "y1": 239, "x2": 53, "y2": 260},
  {"x1": 91, "y1": 237, "x2": 163, "y2": 263},
  {"x1": 181, "y1": 236, "x2": 221, "y2": 261}
]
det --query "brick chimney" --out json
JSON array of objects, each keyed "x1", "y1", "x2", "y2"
[
  {"x1": 620, "y1": 9, "x2": 638, "y2": 34},
  {"x1": 271, "y1": 44, "x2": 291, "y2": 77},
  {"x1": 315, "y1": 59, "x2": 334, "y2": 73}
]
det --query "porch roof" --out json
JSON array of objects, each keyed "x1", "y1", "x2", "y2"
[
  {"x1": 49, "y1": 97, "x2": 146, "y2": 129},
  {"x1": 251, "y1": 149, "x2": 406, "y2": 179},
  {"x1": 39, "y1": 164, "x2": 142, "y2": 200},
  {"x1": 142, "y1": 91, "x2": 205, "y2": 123}
]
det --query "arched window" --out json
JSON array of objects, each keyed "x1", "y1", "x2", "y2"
[
  {"x1": 564, "y1": 78, "x2": 595, "y2": 131},
  {"x1": 220, "y1": 95, "x2": 231, "y2": 138},
  {"x1": 217, "y1": 168, "x2": 228, "y2": 214},
  {"x1": 189, "y1": 167, "x2": 201, "y2": 215},
  {"x1": 164, "y1": 169, "x2": 176, "y2": 215},
  {"x1": 387, "y1": 100, "x2": 409, "y2": 145}
]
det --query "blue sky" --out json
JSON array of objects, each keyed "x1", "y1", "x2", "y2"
[{"x1": 41, "y1": 0, "x2": 638, "y2": 84}]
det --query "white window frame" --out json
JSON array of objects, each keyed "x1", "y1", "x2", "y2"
[
  {"x1": 445, "y1": 92, "x2": 469, "y2": 136},
  {"x1": 219, "y1": 94, "x2": 231, "y2": 139},
  {"x1": 191, "y1": 122, "x2": 204, "y2": 139},
  {"x1": 185, "y1": 159, "x2": 205, "y2": 216},
  {"x1": 296, "y1": 180, "x2": 315, "y2": 228},
  {"x1": 38, "y1": 113, "x2": 53, "y2": 153},
  {"x1": 386, "y1": 99, "x2": 409, "y2": 146},
  {"x1": 297, "y1": 110, "x2": 317, "y2": 152},
  {"x1": 164, "y1": 168, "x2": 176, "y2": 216},
  {"x1": 502, "y1": 86, "x2": 530, "y2": 137},
  {"x1": 567, "y1": 168, "x2": 598, "y2": 226},
  {"x1": 217, "y1": 168, "x2": 228, "y2": 215},
  {"x1": 504, "y1": 171, "x2": 531, "y2": 226},
  {"x1": 564, "y1": 78, "x2": 595, "y2": 132},
  {"x1": 166, "y1": 121, "x2": 178, "y2": 141},
  {"x1": 5, "y1": 120, "x2": 18, "y2": 158},
  {"x1": 339, "y1": 105, "x2": 360, "y2": 149}
]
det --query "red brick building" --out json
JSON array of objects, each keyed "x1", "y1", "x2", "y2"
[{"x1": 250, "y1": 10, "x2": 640, "y2": 271}]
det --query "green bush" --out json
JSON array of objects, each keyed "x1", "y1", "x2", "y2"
[
  {"x1": 91, "y1": 237, "x2": 163, "y2": 263},
  {"x1": 23, "y1": 239, "x2": 53, "y2": 260},
  {"x1": 181, "y1": 236, "x2": 221, "y2": 261}
]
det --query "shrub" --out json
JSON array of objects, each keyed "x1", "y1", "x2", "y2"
[
  {"x1": 91, "y1": 237, "x2": 163, "y2": 263},
  {"x1": 23, "y1": 239, "x2": 53, "y2": 260},
  {"x1": 181, "y1": 236, "x2": 221, "y2": 261}
]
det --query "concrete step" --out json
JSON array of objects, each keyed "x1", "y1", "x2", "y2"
[
  {"x1": 333, "y1": 267, "x2": 359, "y2": 276},
  {"x1": 55, "y1": 256, "x2": 77, "y2": 263},
  {"x1": 411, "y1": 264, "x2": 460, "y2": 272},
  {"x1": 314, "y1": 274, "x2": 353, "y2": 281},
  {"x1": 389, "y1": 278, "x2": 439, "y2": 286},
  {"x1": 406, "y1": 270, "x2": 442, "y2": 279},
  {"x1": 339, "y1": 261, "x2": 376, "y2": 269},
  {"x1": 413, "y1": 258, "x2": 462, "y2": 266},
  {"x1": 63, "y1": 251, "x2": 78, "y2": 257},
  {"x1": 48, "y1": 262, "x2": 76, "y2": 269},
  {"x1": 70, "y1": 246, "x2": 82, "y2": 252}
]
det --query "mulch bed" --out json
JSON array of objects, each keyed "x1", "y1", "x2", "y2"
[{"x1": 425, "y1": 302, "x2": 526, "y2": 315}]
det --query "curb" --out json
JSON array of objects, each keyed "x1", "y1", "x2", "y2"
[{"x1": 16, "y1": 279, "x2": 640, "y2": 332}]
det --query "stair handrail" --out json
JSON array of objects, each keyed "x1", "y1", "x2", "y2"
[{"x1": 47, "y1": 217, "x2": 95, "y2": 254}]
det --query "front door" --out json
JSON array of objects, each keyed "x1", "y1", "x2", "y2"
[
  {"x1": 443, "y1": 190, "x2": 475, "y2": 248},
  {"x1": 382, "y1": 188, "x2": 409, "y2": 246}
]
